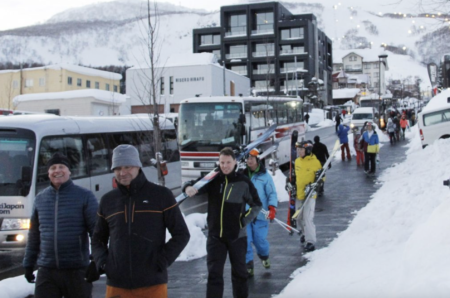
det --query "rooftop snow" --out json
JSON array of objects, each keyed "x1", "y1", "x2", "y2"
[
  {"x1": 0, "y1": 63, "x2": 122, "y2": 80},
  {"x1": 422, "y1": 89, "x2": 450, "y2": 113},
  {"x1": 13, "y1": 89, "x2": 127, "y2": 105},
  {"x1": 333, "y1": 88, "x2": 360, "y2": 99},
  {"x1": 131, "y1": 53, "x2": 220, "y2": 69}
]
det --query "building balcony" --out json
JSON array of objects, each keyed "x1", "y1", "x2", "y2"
[
  {"x1": 252, "y1": 50, "x2": 275, "y2": 57},
  {"x1": 344, "y1": 67, "x2": 362, "y2": 73},
  {"x1": 253, "y1": 86, "x2": 275, "y2": 92},
  {"x1": 200, "y1": 42, "x2": 221, "y2": 47},
  {"x1": 281, "y1": 36, "x2": 304, "y2": 41},
  {"x1": 232, "y1": 70, "x2": 247, "y2": 75},
  {"x1": 280, "y1": 49, "x2": 306, "y2": 55},
  {"x1": 280, "y1": 68, "x2": 307, "y2": 74},
  {"x1": 251, "y1": 28, "x2": 274, "y2": 35},
  {"x1": 226, "y1": 53, "x2": 247, "y2": 59},
  {"x1": 253, "y1": 69, "x2": 275, "y2": 75},
  {"x1": 225, "y1": 31, "x2": 247, "y2": 38}
]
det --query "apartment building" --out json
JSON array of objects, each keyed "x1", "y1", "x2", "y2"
[
  {"x1": 0, "y1": 64, "x2": 122, "y2": 109},
  {"x1": 192, "y1": 1, "x2": 333, "y2": 105}
]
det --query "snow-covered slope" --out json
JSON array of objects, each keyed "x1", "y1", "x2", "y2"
[{"x1": 0, "y1": 0, "x2": 448, "y2": 85}]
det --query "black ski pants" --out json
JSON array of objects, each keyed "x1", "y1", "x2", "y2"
[
  {"x1": 365, "y1": 152, "x2": 377, "y2": 173},
  {"x1": 35, "y1": 266, "x2": 92, "y2": 298},
  {"x1": 206, "y1": 235, "x2": 248, "y2": 298}
]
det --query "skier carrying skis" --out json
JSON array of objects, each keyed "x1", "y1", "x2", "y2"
[
  {"x1": 184, "y1": 147, "x2": 262, "y2": 298},
  {"x1": 241, "y1": 148, "x2": 278, "y2": 277},
  {"x1": 294, "y1": 141, "x2": 323, "y2": 252}
]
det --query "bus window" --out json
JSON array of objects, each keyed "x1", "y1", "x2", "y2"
[
  {"x1": 286, "y1": 102, "x2": 296, "y2": 123},
  {"x1": 276, "y1": 102, "x2": 287, "y2": 124},
  {"x1": 86, "y1": 135, "x2": 109, "y2": 175},
  {"x1": 423, "y1": 108, "x2": 450, "y2": 126},
  {"x1": 109, "y1": 132, "x2": 154, "y2": 167},
  {"x1": 37, "y1": 136, "x2": 86, "y2": 189},
  {"x1": 162, "y1": 129, "x2": 180, "y2": 163},
  {"x1": 250, "y1": 103, "x2": 267, "y2": 129}
]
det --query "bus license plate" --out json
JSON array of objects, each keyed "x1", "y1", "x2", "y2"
[{"x1": 199, "y1": 162, "x2": 215, "y2": 168}]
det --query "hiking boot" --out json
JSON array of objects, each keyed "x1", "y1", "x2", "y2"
[
  {"x1": 246, "y1": 261, "x2": 254, "y2": 277},
  {"x1": 261, "y1": 258, "x2": 270, "y2": 269},
  {"x1": 304, "y1": 242, "x2": 315, "y2": 252}
]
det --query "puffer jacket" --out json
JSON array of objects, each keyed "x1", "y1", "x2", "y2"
[
  {"x1": 337, "y1": 124, "x2": 350, "y2": 144},
  {"x1": 23, "y1": 179, "x2": 98, "y2": 269},
  {"x1": 242, "y1": 163, "x2": 277, "y2": 221},
  {"x1": 185, "y1": 166, "x2": 262, "y2": 240},
  {"x1": 363, "y1": 130, "x2": 379, "y2": 148},
  {"x1": 387, "y1": 118, "x2": 396, "y2": 133},
  {"x1": 92, "y1": 171, "x2": 190, "y2": 289},
  {"x1": 295, "y1": 154, "x2": 322, "y2": 200}
]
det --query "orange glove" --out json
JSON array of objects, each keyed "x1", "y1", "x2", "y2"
[{"x1": 268, "y1": 206, "x2": 276, "y2": 222}]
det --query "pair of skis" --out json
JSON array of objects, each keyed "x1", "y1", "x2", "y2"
[
  {"x1": 175, "y1": 124, "x2": 278, "y2": 204},
  {"x1": 291, "y1": 139, "x2": 341, "y2": 220}
]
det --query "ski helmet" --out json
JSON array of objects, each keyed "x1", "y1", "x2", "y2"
[
  {"x1": 248, "y1": 148, "x2": 260, "y2": 160},
  {"x1": 295, "y1": 140, "x2": 313, "y2": 156}
]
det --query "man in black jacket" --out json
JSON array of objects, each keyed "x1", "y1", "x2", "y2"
[
  {"x1": 184, "y1": 147, "x2": 262, "y2": 298},
  {"x1": 92, "y1": 145, "x2": 189, "y2": 298},
  {"x1": 312, "y1": 135, "x2": 330, "y2": 196}
]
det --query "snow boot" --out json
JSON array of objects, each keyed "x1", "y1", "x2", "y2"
[
  {"x1": 261, "y1": 258, "x2": 270, "y2": 269},
  {"x1": 304, "y1": 242, "x2": 315, "y2": 252},
  {"x1": 247, "y1": 261, "x2": 254, "y2": 277}
]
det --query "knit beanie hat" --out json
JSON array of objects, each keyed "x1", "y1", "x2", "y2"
[
  {"x1": 111, "y1": 145, "x2": 142, "y2": 170},
  {"x1": 47, "y1": 152, "x2": 70, "y2": 169}
]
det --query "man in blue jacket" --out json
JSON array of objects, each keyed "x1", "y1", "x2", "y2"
[
  {"x1": 23, "y1": 152, "x2": 98, "y2": 298},
  {"x1": 337, "y1": 124, "x2": 351, "y2": 161},
  {"x1": 242, "y1": 149, "x2": 277, "y2": 277}
]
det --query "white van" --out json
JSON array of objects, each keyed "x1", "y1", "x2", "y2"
[
  {"x1": 417, "y1": 91, "x2": 450, "y2": 148},
  {"x1": 350, "y1": 107, "x2": 377, "y2": 131}
]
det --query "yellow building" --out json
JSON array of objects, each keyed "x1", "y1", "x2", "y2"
[{"x1": 0, "y1": 64, "x2": 122, "y2": 109}]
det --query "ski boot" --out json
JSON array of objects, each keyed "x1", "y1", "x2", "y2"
[
  {"x1": 261, "y1": 258, "x2": 270, "y2": 269},
  {"x1": 304, "y1": 242, "x2": 315, "y2": 252},
  {"x1": 246, "y1": 260, "x2": 254, "y2": 277}
]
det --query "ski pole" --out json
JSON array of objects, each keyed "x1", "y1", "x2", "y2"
[{"x1": 261, "y1": 208, "x2": 301, "y2": 234}]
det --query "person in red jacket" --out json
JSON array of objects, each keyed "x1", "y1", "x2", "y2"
[{"x1": 399, "y1": 114, "x2": 409, "y2": 140}]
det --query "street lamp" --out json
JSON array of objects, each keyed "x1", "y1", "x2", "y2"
[{"x1": 378, "y1": 54, "x2": 388, "y2": 128}]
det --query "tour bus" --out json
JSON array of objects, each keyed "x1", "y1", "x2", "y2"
[
  {"x1": 0, "y1": 114, "x2": 180, "y2": 249},
  {"x1": 177, "y1": 96, "x2": 306, "y2": 183},
  {"x1": 417, "y1": 91, "x2": 450, "y2": 148}
]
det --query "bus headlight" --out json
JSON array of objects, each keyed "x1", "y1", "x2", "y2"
[
  {"x1": 350, "y1": 123, "x2": 355, "y2": 128},
  {"x1": 1, "y1": 218, "x2": 30, "y2": 230}
]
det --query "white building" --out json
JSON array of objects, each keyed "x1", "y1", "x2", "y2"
[
  {"x1": 13, "y1": 89, "x2": 128, "y2": 116},
  {"x1": 127, "y1": 53, "x2": 251, "y2": 114},
  {"x1": 333, "y1": 49, "x2": 389, "y2": 95}
]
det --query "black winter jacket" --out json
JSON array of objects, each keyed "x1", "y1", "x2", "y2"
[
  {"x1": 23, "y1": 179, "x2": 98, "y2": 269},
  {"x1": 185, "y1": 167, "x2": 261, "y2": 240},
  {"x1": 312, "y1": 142, "x2": 330, "y2": 166},
  {"x1": 92, "y1": 171, "x2": 190, "y2": 289}
]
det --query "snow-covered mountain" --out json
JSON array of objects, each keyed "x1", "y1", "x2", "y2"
[{"x1": 0, "y1": 0, "x2": 448, "y2": 88}]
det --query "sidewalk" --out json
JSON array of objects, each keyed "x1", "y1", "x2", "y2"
[{"x1": 92, "y1": 132, "x2": 409, "y2": 298}]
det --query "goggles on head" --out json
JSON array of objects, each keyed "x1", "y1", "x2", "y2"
[{"x1": 248, "y1": 148, "x2": 260, "y2": 158}]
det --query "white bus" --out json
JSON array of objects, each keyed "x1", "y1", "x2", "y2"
[
  {"x1": 417, "y1": 91, "x2": 450, "y2": 148},
  {"x1": 0, "y1": 114, "x2": 180, "y2": 249},
  {"x1": 177, "y1": 96, "x2": 306, "y2": 183}
]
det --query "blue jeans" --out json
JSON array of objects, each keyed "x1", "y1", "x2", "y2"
[{"x1": 246, "y1": 220, "x2": 269, "y2": 263}]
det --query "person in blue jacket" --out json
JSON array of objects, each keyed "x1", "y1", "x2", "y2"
[
  {"x1": 337, "y1": 124, "x2": 351, "y2": 161},
  {"x1": 362, "y1": 122, "x2": 380, "y2": 174},
  {"x1": 242, "y1": 148, "x2": 277, "y2": 277}
]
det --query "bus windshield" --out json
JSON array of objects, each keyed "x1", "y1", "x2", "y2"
[
  {"x1": 0, "y1": 128, "x2": 35, "y2": 196},
  {"x1": 178, "y1": 102, "x2": 243, "y2": 151},
  {"x1": 360, "y1": 100, "x2": 380, "y2": 109}
]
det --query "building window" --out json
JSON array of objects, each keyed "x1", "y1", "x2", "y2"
[
  {"x1": 281, "y1": 61, "x2": 305, "y2": 73},
  {"x1": 39, "y1": 78, "x2": 45, "y2": 87},
  {"x1": 160, "y1": 77, "x2": 165, "y2": 95},
  {"x1": 253, "y1": 11, "x2": 274, "y2": 35},
  {"x1": 67, "y1": 77, "x2": 73, "y2": 85},
  {"x1": 114, "y1": 85, "x2": 118, "y2": 92},
  {"x1": 12, "y1": 80, "x2": 19, "y2": 89},
  {"x1": 95, "y1": 82, "x2": 100, "y2": 89},
  {"x1": 170, "y1": 76, "x2": 174, "y2": 94},
  {"x1": 86, "y1": 80, "x2": 91, "y2": 88},
  {"x1": 364, "y1": 64, "x2": 371, "y2": 69},
  {"x1": 280, "y1": 45, "x2": 304, "y2": 55},
  {"x1": 77, "y1": 78, "x2": 82, "y2": 87},
  {"x1": 281, "y1": 27, "x2": 304, "y2": 40},
  {"x1": 200, "y1": 34, "x2": 221, "y2": 46},
  {"x1": 45, "y1": 109, "x2": 60, "y2": 115},
  {"x1": 25, "y1": 79, "x2": 34, "y2": 87},
  {"x1": 227, "y1": 44, "x2": 247, "y2": 59},
  {"x1": 253, "y1": 63, "x2": 275, "y2": 75},
  {"x1": 212, "y1": 49, "x2": 221, "y2": 60},
  {"x1": 106, "y1": 83, "x2": 110, "y2": 91},
  {"x1": 253, "y1": 43, "x2": 274, "y2": 57},
  {"x1": 226, "y1": 14, "x2": 247, "y2": 37},
  {"x1": 231, "y1": 65, "x2": 247, "y2": 75}
]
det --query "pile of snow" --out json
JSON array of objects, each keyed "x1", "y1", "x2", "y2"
[{"x1": 277, "y1": 127, "x2": 450, "y2": 298}]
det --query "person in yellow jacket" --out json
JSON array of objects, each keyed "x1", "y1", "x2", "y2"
[{"x1": 295, "y1": 140, "x2": 322, "y2": 252}]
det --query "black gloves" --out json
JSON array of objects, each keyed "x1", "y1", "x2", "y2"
[
  {"x1": 24, "y1": 267, "x2": 35, "y2": 283},
  {"x1": 85, "y1": 260, "x2": 100, "y2": 283}
]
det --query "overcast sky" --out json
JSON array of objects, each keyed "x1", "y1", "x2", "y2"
[{"x1": 0, "y1": 0, "x2": 237, "y2": 31}]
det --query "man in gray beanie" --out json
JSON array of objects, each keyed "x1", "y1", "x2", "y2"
[{"x1": 92, "y1": 144, "x2": 190, "y2": 298}]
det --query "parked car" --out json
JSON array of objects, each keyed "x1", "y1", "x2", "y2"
[{"x1": 350, "y1": 107, "x2": 378, "y2": 131}]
